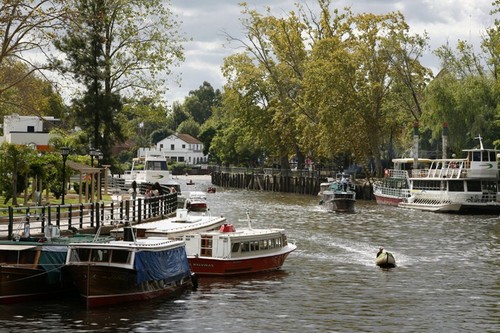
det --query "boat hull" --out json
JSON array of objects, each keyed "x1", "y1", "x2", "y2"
[
  {"x1": 375, "y1": 252, "x2": 396, "y2": 268},
  {"x1": 332, "y1": 198, "x2": 355, "y2": 213},
  {"x1": 64, "y1": 265, "x2": 193, "y2": 308},
  {"x1": 374, "y1": 194, "x2": 404, "y2": 206},
  {"x1": 188, "y1": 245, "x2": 296, "y2": 276},
  {"x1": 0, "y1": 266, "x2": 68, "y2": 304}
]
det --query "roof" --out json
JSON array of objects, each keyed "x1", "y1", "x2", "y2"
[
  {"x1": 67, "y1": 160, "x2": 102, "y2": 174},
  {"x1": 174, "y1": 133, "x2": 201, "y2": 144}
]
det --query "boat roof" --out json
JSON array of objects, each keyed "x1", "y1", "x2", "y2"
[
  {"x1": 67, "y1": 238, "x2": 184, "y2": 250},
  {"x1": 392, "y1": 158, "x2": 433, "y2": 163},
  {"x1": 191, "y1": 227, "x2": 286, "y2": 239},
  {"x1": 0, "y1": 244, "x2": 37, "y2": 251},
  {"x1": 122, "y1": 215, "x2": 226, "y2": 233}
]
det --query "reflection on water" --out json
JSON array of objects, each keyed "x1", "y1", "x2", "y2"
[{"x1": 0, "y1": 175, "x2": 498, "y2": 332}]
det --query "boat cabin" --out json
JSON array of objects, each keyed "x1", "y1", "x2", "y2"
[{"x1": 182, "y1": 225, "x2": 289, "y2": 259}]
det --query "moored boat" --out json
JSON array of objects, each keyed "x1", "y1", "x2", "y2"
[
  {"x1": 63, "y1": 225, "x2": 195, "y2": 308},
  {"x1": 375, "y1": 249, "x2": 396, "y2": 268},
  {"x1": 111, "y1": 208, "x2": 226, "y2": 239},
  {"x1": 319, "y1": 173, "x2": 356, "y2": 213},
  {"x1": 124, "y1": 150, "x2": 171, "y2": 193},
  {"x1": 0, "y1": 225, "x2": 113, "y2": 304},
  {"x1": 374, "y1": 123, "x2": 500, "y2": 214},
  {"x1": 179, "y1": 212, "x2": 297, "y2": 276}
]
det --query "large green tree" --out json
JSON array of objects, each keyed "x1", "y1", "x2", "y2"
[{"x1": 53, "y1": 0, "x2": 186, "y2": 161}]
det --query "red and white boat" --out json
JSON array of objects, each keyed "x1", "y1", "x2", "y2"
[
  {"x1": 180, "y1": 213, "x2": 296, "y2": 276},
  {"x1": 184, "y1": 191, "x2": 208, "y2": 212}
]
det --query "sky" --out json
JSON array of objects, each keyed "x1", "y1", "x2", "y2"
[{"x1": 165, "y1": 0, "x2": 496, "y2": 105}]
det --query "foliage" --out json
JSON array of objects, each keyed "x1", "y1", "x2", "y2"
[{"x1": 53, "y1": 0, "x2": 186, "y2": 163}]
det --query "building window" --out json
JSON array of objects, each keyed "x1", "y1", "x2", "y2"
[
  {"x1": 182, "y1": 144, "x2": 186, "y2": 149},
  {"x1": 159, "y1": 144, "x2": 163, "y2": 149},
  {"x1": 179, "y1": 156, "x2": 184, "y2": 162},
  {"x1": 170, "y1": 144, "x2": 174, "y2": 150}
]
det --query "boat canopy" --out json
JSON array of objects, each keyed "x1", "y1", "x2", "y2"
[{"x1": 134, "y1": 246, "x2": 191, "y2": 285}]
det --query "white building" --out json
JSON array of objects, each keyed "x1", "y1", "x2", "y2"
[
  {"x1": 138, "y1": 133, "x2": 208, "y2": 165},
  {"x1": 0, "y1": 114, "x2": 60, "y2": 151}
]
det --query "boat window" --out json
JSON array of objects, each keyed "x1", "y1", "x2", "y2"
[
  {"x1": 231, "y1": 243, "x2": 240, "y2": 253},
  {"x1": 467, "y1": 180, "x2": 481, "y2": 192},
  {"x1": 448, "y1": 180, "x2": 465, "y2": 192},
  {"x1": 0, "y1": 250, "x2": 36, "y2": 265},
  {"x1": 473, "y1": 151, "x2": 481, "y2": 162},
  {"x1": 91, "y1": 249, "x2": 110, "y2": 262},
  {"x1": 490, "y1": 151, "x2": 496, "y2": 162},
  {"x1": 482, "y1": 151, "x2": 489, "y2": 161},
  {"x1": 111, "y1": 250, "x2": 130, "y2": 264},
  {"x1": 200, "y1": 237, "x2": 212, "y2": 256},
  {"x1": 250, "y1": 241, "x2": 259, "y2": 251},
  {"x1": 241, "y1": 242, "x2": 250, "y2": 252},
  {"x1": 71, "y1": 248, "x2": 91, "y2": 262},
  {"x1": 146, "y1": 161, "x2": 167, "y2": 170},
  {"x1": 481, "y1": 181, "x2": 498, "y2": 192}
]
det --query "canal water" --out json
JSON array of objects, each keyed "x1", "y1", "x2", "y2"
[{"x1": 0, "y1": 175, "x2": 498, "y2": 332}]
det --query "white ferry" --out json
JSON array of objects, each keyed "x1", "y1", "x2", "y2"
[{"x1": 380, "y1": 136, "x2": 500, "y2": 214}]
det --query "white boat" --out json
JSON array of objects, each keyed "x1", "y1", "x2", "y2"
[
  {"x1": 184, "y1": 191, "x2": 208, "y2": 212},
  {"x1": 319, "y1": 173, "x2": 356, "y2": 213},
  {"x1": 111, "y1": 209, "x2": 227, "y2": 239},
  {"x1": 64, "y1": 228, "x2": 195, "y2": 308},
  {"x1": 124, "y1": 150, "x2": 171, "y2": 192},
  {"x1": 179, "y1": 212, "x2": 297, "y2": 276},
  {"x1": 375, "y1": 134, "x2": 500, "y2": 214},
  {"x1": 375, "y1": 249, "x2": 396, "y2": 268}
]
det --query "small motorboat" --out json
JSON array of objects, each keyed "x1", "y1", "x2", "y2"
[
  {"x1": 207, "y1": 186, "x2": 216, "y2": 193},
  {"x1": 375, "y1": 249, "x2": 396, "y2": 268},
  {"x1": 186, "y1": 180, "x2": 195, "y2": 185}
]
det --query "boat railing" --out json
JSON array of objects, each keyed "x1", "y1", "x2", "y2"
[{"x1": 374, "y1": 183, "x2": 411, "y2": 199}]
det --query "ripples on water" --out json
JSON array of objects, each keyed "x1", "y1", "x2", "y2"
[{"x1": 1, "y1": 176, "x2": 498, "y2": 332}]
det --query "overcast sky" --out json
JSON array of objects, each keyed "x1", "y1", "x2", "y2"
[{"x1": 166, "y1": 0, "x2": 495, "y2": 105}]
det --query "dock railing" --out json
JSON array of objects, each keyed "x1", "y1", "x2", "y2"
[{"x1": 0, "y1": 193, "x2": 178, "y2": 240}]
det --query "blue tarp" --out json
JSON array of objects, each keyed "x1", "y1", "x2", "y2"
[{"x1": 134, "y1": 246, "x2": 191, "y2": 285}]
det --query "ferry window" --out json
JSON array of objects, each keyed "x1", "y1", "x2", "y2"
[
  {"x1": 473, "y1": 151, "x2": 481, "y2": 161},
  {"x1": 448, "y1": 180, "x2": 464, "y2": 192},
  {"x1": 231, "y1": 243, "x2": 240, "y2": 253},
  {"x1": 241, "y1": 242, "x2": 250, "y2": 252},
  {"x1": 111, "y1": 250, "x2": 130, "y2": 264},
  {"x1": 482, "y1": 151, "x2": 489, "y2": 161},
  {"x1": 482, "y1": 181, "x2": 497, "y2": 192},
  {"x1": 467, "y1": 180, "x2": 481, "y2": 192}
]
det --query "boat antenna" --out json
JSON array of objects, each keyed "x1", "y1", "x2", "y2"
[
  {"x1": 246, "y1": 210, "x2": 253, "y2": 230},
  {"x1": 475, "y1": 135, "x2": 484, "y2": 150}
]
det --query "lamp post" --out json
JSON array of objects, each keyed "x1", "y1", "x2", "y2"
[
  {"x1": 89, "y1": 147, "x2": 97, "y2": 202},
  {"x1": 61, "y1": 147, "x2": 70, "y2": 205},
  {"x1": 96, "y1": 149, "x2": 103, "y2": 200}
]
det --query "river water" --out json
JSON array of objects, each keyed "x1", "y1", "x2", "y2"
[{"x1": 1, "y1": 175, "x2": 498, "y2": 332}]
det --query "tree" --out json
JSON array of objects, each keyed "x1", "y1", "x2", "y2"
[
  {"x1": 0, "y1": 0, "x2": 65, "y2": 104},
  {"x1": 53, "y1": 0, "x2": 186, "y2": 161},
  {"x1": 424, "y1": 0, "x2": 500, "y2": 151},
  {"x1": 183, "y1": 81, "x2": 222, "y2": 124}
]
